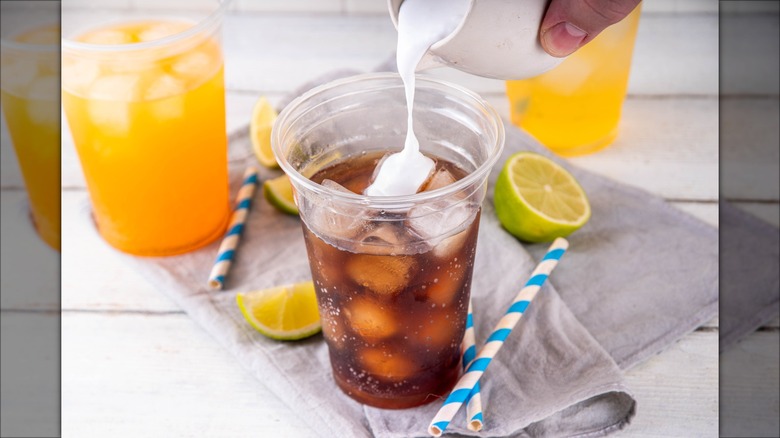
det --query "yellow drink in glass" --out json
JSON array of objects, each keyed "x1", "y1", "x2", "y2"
[
  {"x1": 1, "y1": 24, "x2": 61, "y2": 250},
  {"x1": 506, "y1": 6, "x2": 641, "y2": 156},
  {"x1": 62, "y1": 12, "x2": 230, "y2": 256}
]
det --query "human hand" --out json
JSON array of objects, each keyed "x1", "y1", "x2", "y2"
[{"x1": 540, "y1": 0, "x2": 641, "y2": 57}]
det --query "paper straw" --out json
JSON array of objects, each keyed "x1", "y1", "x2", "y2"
[
  {"x1": 461, "y1": 299, "x2": 484, "y2": 431},
  {"x1": 429, "y1": 238, "x2": 569, "y2": 437},
  {"x1": 207, "y1": 167, "x2": 260, "y2": 290}
]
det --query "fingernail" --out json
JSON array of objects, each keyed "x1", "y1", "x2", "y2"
[{"x1": 542, "y1": 22, "x2": 587, "y2": 57}]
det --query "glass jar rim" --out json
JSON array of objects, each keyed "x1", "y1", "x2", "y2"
[
  {"x1": 60, "y1": 0, "x2": 231, "y2": 53},
  {"x1": 273, "y1": 72, "x2": 506, "y2": 210}
]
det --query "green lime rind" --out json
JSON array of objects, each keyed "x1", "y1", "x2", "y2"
[
  {"x1": 250, "y1": 97, "x2": 280, "y2": 169},
  {"x1": 263, "y1": 176, "x2": 299, "y2": 215},
  {"x1": 236, "y1": 283, "x2": 321, "y2": 341},
  {"x1": 493, "y1": 152, "x2": 591, "y2": 243}
]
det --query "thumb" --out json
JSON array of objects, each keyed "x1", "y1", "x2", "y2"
[{"x1": 540, "y1": 0, "x2": 641, "y2": 57}]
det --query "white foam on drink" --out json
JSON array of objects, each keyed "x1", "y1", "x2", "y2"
[{"x1": 364, "y1": 0, "x2": 470, "y2": 197}]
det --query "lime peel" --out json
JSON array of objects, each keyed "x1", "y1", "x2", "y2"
[
  {"x1": 237, "y1": 281, "x2": 321, "y2": 341},
  {"x1": 263, "y1": 175, "x2": 298, "y2": 215},
  {"x1": 494, "y1": 152, "x2": 591, "y2": 242},
  {"x1": 250, "y1": 97, "x2": 279, "y2": 169}
]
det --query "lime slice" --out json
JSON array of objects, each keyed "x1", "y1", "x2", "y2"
[
  {"x1": 494, "y1": 152, "x2": 590, "y2": 242},
  {"x1": 236, "y1": 281, "x2": 321, "y2": 341},
  {"x1": 250, "y1": 97, "x2": 279, "y2": 168},
  {"x1": 263, "y1": 175, "x2": 298, "y2": 215}
]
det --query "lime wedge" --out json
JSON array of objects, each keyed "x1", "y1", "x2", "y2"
[
  {"x1": 236, "y1": 281, "x2": 321, "y2": 341},
  {"x1": 250, "y1": 97, "x2": 279, "y2": 168},
  {"x1": 263, "y1": 175, "x2": 298, "y2": 215},
  {"x1": 494, "y1": 152, "x2": 590, "y2": 242}
]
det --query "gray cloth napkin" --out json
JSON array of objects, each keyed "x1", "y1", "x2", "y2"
[
  {"x1": 719, "y1": 201, "x2": 780, "y2": 352},
  {"x1": 110, "y1": 126, "x2": 635, "y2": 437}
]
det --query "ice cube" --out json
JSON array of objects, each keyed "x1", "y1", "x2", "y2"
[
  {"x1": 425, "y1": 267, "x2": 465, "y2": 306},
  {"x1": 359, "y1": 347, "x2": 416, "y2": 382},
  {"x1": 322, "y1": 179, "x2": 357, "y2": 194},
  {"x1": 88, "y1": 74, "x2": 142, "y2": 101},
  {"x1": 147, "y1": 73, "x2": 187, "y2": 99},
  {"x1": 87, "y1": 74, "x2": 141, "y2": 135},
  {"x1": 415, "y1": 309, "x2": 464, "y2": 349},
  {"x1": 0, "y1": 59, "x2": 38, "y2": 95},
  {"x1": 150, "y1": 96, "x2": 185, "y2": 121},
  {"x1": 62, "y1": 58, "x2": 101, "y2": 95},
  {"x1": 25, "y1": 75, "x2": 58, "y2": 101},
  {"x1": 304, "y1": 179, "x2": 366, "y2": 242},
  {"x1": 432, "y1": 229, "x2": 470, "y2": 259},
  {"x1": 145, "y1": 74, "x2": 186, "y2": 120},
  {"x1": 305, "y1": 228, "x2": 346, "y2": 288},
  {"x1": 408, "y1": 200, "x2": 476, "y2": 248},
  {"x1": 344, "y1": 297, "x2": 397, "y2": 342},
  {"x1": 354, "y1": 224, "x2": 404, "y2": 256},
  {"x1": 88, "y1": 101, "x2": 131, "y2": 136},
  {"x1": 137, "y1": 22, "x2": 187, "y2": 42},
  {"x1": 420, "y1": 168, "x2": 456, "y2": 192},
  {"x1": 171, "y1": 51, "x2": 213, "y2": 79},
  {"x1": 81, "y1": 29, "x2": 133, "y2": 45},
  {"x1": 346, "y1": 253, "x2": 415, "y2": 296},
  {"x1": 25, "y1": 75, "x2": 60, "y2": 126}
]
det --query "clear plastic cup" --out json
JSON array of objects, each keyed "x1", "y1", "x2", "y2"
[
  {"x1": 61, "y1": 0, "x2": 232, "y2": 256},
  {"x1": 273, "y1": 73, "x2": 504, "y2": 408}
]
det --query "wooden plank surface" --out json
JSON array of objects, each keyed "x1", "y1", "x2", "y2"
[{"x1": 60, "y1": 312, "x2": 719, "y2": 438}]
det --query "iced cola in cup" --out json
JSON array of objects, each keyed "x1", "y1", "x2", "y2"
[{"x1": 273, "y1": 74, "x2": 504, "y2": 409}]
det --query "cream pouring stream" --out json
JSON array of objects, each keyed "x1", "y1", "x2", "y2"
[{"x1": 364, "y1": 0, "x2": 470, "y2": 197}]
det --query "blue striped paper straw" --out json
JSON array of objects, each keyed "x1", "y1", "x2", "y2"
[
  {"x1": 208, "y1": 166, "x2": 260, "y2": 290},
  {"x1": 461, "y1": 299, "x2": 484, "y2": 431},
  {"x1": 429, "y1": 238, "x2": 569, "y2": 436}
]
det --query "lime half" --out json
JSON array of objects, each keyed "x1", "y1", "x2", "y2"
[
  {"x1": 237, "y1": 281, "x2": 321, "y2": 341},
  {"x1": 250, "y1": 97, "x2": 279, "y2": 168},
  {"x1": 263, "y1": 175, "x2": 298, "y2": 215},
  {"x1": 494, "y1": 152, "x2": 590, "y2": 242}
]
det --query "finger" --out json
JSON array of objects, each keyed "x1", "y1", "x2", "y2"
[{"x1": 540, "y1": 0, "x2": 641, "y2": 57}]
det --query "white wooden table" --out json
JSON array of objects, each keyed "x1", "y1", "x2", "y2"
[{"x1": 4, "y1": 2, "x2": 778, "y2": 437}]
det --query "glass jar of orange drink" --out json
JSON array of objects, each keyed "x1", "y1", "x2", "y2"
[
  {"x1": 62, "y1": 1, "x2": 231, "y2": 256},
  {"x1": 506, "y1": 5, "x2": 642, "y2": 156},
  {"x1": 1, "y1": 23, "x2": 61, "y2": 250}
]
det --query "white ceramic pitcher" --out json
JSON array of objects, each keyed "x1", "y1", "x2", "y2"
[{"x1": 387, "y1": 0, "x2": 564, "y2": 80}]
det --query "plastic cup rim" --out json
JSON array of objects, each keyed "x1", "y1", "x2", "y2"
[{"x1": 273, "y1": 72, "x2": 506, "y2": 210}]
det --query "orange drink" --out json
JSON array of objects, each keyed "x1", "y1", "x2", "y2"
[
  {"x1": 1, "y1": 24, "x2": 61, "y2": 250},
  {"x1": 506, "y1": 6, "x2": 642, "y2": 156},
  {"x1": 62, "y1": 8, "x2": 231, "y2": 256}
]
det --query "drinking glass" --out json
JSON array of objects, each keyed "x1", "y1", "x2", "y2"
[
  {"x1": 62, "y1": 0, "x2": 231, "y2": 255},
  {"x1": 506, "y1": 5, "x2": 642, "y2": 156},
  {"x1": 1, "y1": 22, "x2": 60, "y2": 250}
]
